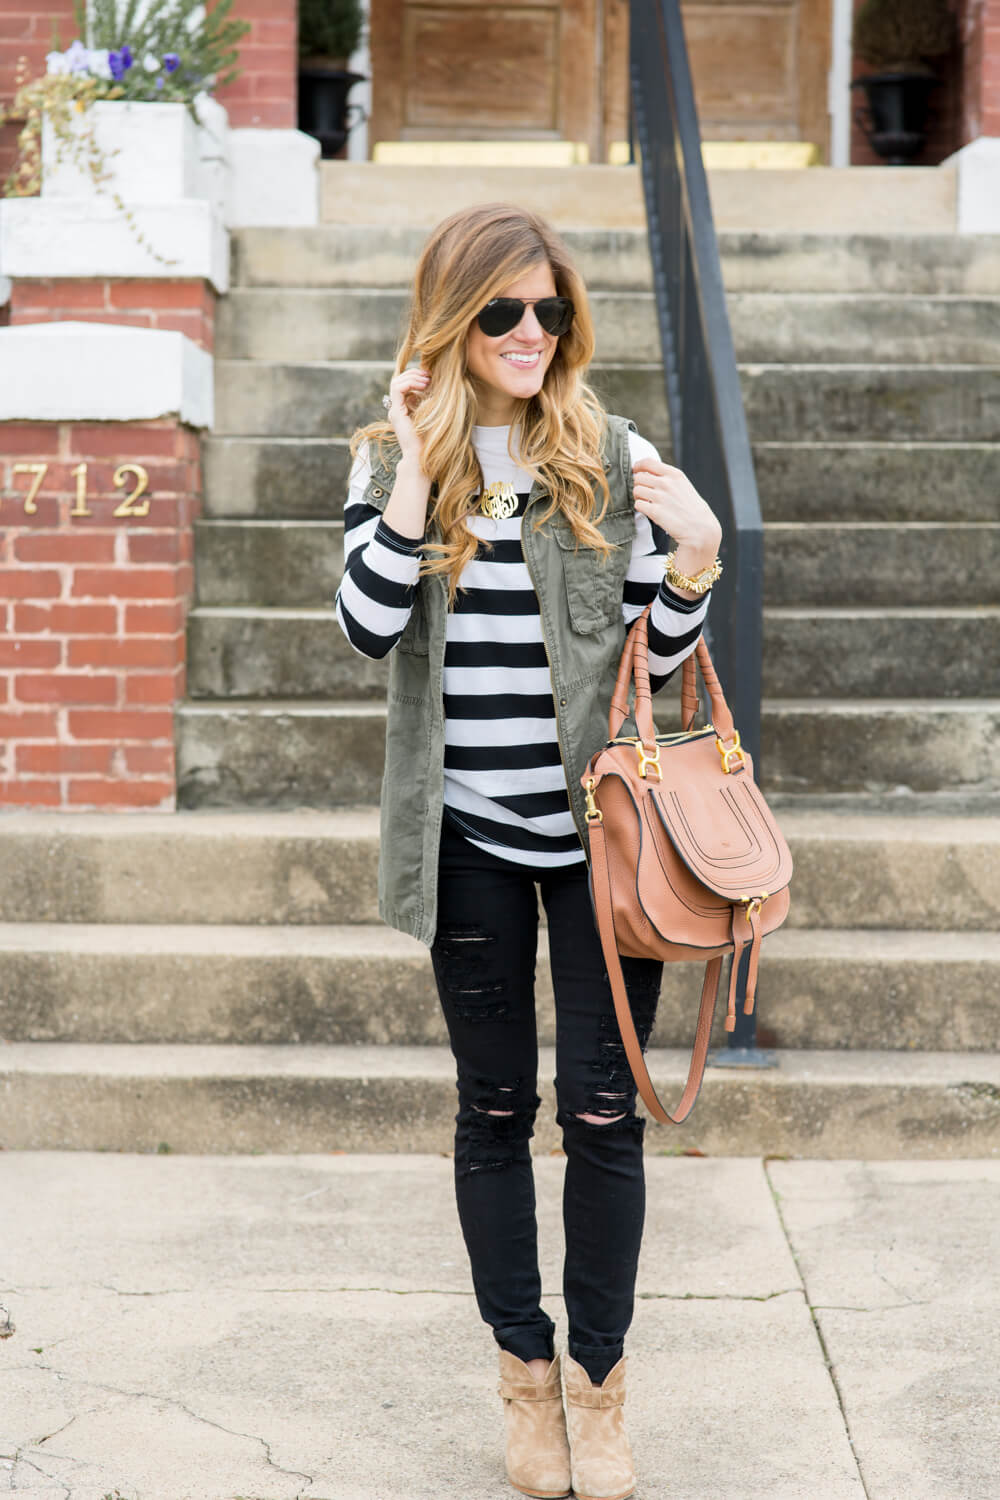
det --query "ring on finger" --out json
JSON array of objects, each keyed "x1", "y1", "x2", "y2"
[{"x1": 381, "y1": 394, "x2": 392, "y2": 412}]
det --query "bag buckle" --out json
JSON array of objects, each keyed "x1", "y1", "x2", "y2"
[
  {"x1": 584, "y1": 777, "x2": 603, "y2": 823},
  {"x1": 636, "y1": 742, "x2": 661, "y2": 780},
  {"x1": 716, "y1": 730, "x2": 746, "y2": 775},
  {"x1": 739, "y1": 891, "x2": 769, "y2": 923}
]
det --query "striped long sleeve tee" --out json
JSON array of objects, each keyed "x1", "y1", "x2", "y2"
[{"x1": 336, "y1": 424, "x2": 711, "y2": 867}]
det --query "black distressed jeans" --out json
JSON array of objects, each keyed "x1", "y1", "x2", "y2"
[{"x1": 430, "y1": 817, "x2": 662, "y2": 1386}]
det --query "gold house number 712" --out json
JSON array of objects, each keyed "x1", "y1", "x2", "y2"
[{"x1": 11, "y1": 462, "x2": 151, "y2": 518}]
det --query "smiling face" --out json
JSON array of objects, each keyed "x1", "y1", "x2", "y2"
[{"x1": 465, "y1": 262, "x2": 560, "y2": 426}]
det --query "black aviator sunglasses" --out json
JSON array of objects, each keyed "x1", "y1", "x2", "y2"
[{"x1": 476, "y1": 296, "x2": 575, "y2": 339}]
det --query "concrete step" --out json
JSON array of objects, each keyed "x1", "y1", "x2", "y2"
[
  {"x1": 187, "y1": 607, "x2": 386, "y2": 699},
  {"x1": 216, "y1": 288, "x2": 1000, "y2": 367},
  {"x1": 232, "y1": 225, "x2": 1000, "y2": 295},
  {"x1": 174, "y1": 698, "x2": 1000, "y2": 807},
  {"x1": 185, "y1": 605, "x2": 998, "y2": 701},
  {"x1": 0, "y1": 922, "x2": 995, "y2": 1053},
  {"x1": 764, "y1": 524, "x2": 1000, "y2": 606},
  {"x1": 201, "y1": 436, "x2": 1000, "y2": 525},
  {"x1": 192, "y1": 520, "x2": 1000, "y2": 611},
  {"x1": 762, "y1": 608, "x2": 1000, "y2": 698},
  {"x1": 194, "y1": 520, "x2": 344, "y2": 608},
  {"x1": 318, "y1": 162, "x2": 960, "y2": 233},
  {"x1": 213, "y1": 359, "x2": 1000, "y2": 444},
  {"x1": 0, "y1": 808, "x2": 994, "y2": 932},
  {"x1": 3, "y1": 1041, "x2": 998, "y2": 1156},
  {"x1": 742, "y1": 364, "x2": 1000, "y2": 443},
  {"x1": 201, "y1": 521, "x2": 324, "y2": 605}
]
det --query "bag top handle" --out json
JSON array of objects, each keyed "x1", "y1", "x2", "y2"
[{"x1": 608, "y1": 607, "x2": 735, "y2": 743}]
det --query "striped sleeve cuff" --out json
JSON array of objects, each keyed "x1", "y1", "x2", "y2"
[{"x1": 376, "y1": 517, "x2": 425, "y2": 555}]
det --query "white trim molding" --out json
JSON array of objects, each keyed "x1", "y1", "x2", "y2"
[
  {"x1": 0, "y1": 322, "x2": 214, "y2": 428},
  {"x1": 941, "y1": 138, "x2": 1000, "y2": 232}
]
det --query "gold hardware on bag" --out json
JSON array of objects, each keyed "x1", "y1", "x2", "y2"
[
  {"x1": 584, "y1": 777, "x2": 603, "y2": 823},
  {"x1": 739, "y1": 891, "x2": 769, "y2": 923},
  {"x1": 716, "y1": 730, "x2": 747, "y2": 774},
  {"x1": 636, "y1": 742, "x2": 662, "y2": 780}
]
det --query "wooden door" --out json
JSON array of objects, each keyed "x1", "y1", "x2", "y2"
[
  {"x1": 603, "y1": 0, "x2": 833, "y2": 161},
  {"x1": 369, "y1": 0, "x2": 602, "y2": 160},
  {"x1": 371, "y1": 0, "x2": 833, "y2": 163}
]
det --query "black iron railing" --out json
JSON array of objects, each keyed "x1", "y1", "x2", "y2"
[{"x1": 630, "y1": 0, "x2": 763, "y2": 771}]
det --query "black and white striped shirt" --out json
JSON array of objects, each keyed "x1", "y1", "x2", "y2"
[{"x1": 336, "y1": 425, "x2": 710, "y2": 867}]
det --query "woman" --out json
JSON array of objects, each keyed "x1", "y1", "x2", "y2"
[{"x1": 335, "y1": 204, "x2": 722, "y2": 1500}]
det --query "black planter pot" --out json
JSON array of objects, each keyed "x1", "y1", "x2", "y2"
[
  {"x1": 851, "y1": 72, "x2": 938, "y2": 165},
  {"x1": 298, "y1": 66, "x2": 366, "y2": 159}
]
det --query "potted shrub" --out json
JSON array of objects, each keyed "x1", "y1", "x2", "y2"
[
  {"x1": 297, "y1": 0, "x2": 366, "y2": 159},
  {"x1": 850, "y1": 0, "x2": 955, "y2": 163}
]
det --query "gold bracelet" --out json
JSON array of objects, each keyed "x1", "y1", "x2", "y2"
[{"x1": 663, "y1": 551, "x2": 722, "y2": 596}]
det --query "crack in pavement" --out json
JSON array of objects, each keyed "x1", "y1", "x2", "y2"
[
  {"x1": 811, "y1": 1300, "x2": 934, "y2": 1313},
  {"x1": 763, "y1": 1161, "x2": 871, "y2": 1499},
  {"x1": 12, "y1": 1362, "x2": 315, "y2": 1492},
  {"x1": 6, "y1": 1449, "x2": 72, "y2": 1499},
  {"x1": 636, "y1": 1287, "x2": 802, "y2": 1302}
]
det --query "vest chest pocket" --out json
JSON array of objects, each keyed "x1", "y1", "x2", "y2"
[{"x1": 552, "y1": 511, "x2": 636, "y2": 633}]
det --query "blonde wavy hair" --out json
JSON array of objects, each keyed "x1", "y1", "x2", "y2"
[{"x1": 352, "y1": 203, "x2": 612, "y2": 601}]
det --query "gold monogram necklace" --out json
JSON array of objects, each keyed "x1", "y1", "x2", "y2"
[{"x1": 479, "y1": 482, "x2": 519, "y2": 521}]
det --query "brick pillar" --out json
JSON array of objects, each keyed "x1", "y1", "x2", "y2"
[
  {"x1": 8, "y1": 280, "x2": 216, "y2": 352},
  {"x1": 0, "y1": 418, "x2": 200, "y2": 809},
  {"x1": 959, "y1": 0, "x2": 1000, "y2": 141},
  {"x1": 212, "y1": 0, "x2": 298, "y2": 129}
]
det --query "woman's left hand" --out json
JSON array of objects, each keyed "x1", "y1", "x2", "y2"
[{"x1": 632, "y1": 458, "x2": 722, "y2": 571}]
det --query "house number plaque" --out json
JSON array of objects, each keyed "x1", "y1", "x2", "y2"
[{"x1": 8, "y1": 462, "x2": 151, "y2": 518}]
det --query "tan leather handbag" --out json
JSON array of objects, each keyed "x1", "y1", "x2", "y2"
[{"x1": 581, "y1": 607, "x2": 793, "y2": 1124}]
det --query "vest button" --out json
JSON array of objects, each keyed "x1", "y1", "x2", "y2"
[{"x1": 559, "y1": 697, "x2": 567, "y2": 706}]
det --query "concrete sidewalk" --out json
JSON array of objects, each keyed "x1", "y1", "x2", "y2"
[{"x1": 1, "y1": 1153, "x2": 997, "y2": 1500}]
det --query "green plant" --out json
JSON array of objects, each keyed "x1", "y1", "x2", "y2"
[
  {"x1": 852, "y1": 0, "x2": 955, "y2": 72},
  {"x1": 78, "y1": 0, "x2": 250, "y2": 100},
  {"x1": 298, "y1": 0, "x2": 364, "y2": 64}
]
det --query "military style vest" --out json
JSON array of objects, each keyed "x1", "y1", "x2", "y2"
[{"x1": 362, "y1": 414, "x2": 639, "y2": 946}]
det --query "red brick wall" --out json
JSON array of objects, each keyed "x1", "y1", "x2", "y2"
[
  {"x1": 9, "y1": 280, "x2": 217, "y2": 353},
  {"x1": 0, "y1": 418, "x2": 201, "y2": 810},
  {"x1": 0, "y1": 0, "x2": 76, "y2": 189},
  {"x1": 212, "y1": 0, "x2": 298, "y2": 129},
  {"x1": 960, "y1": 0, "x2": 1000, "y2": 139}
]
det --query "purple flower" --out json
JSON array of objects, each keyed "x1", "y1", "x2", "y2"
[
  {"x1": 163, "y1": 52, "x2": 180, "y2": 73},
  {"x1": 155, "y1": 75, "x2": 164, "y2": 90},
  {"x1": 108, "y1": 43, "x2": 134, "y2": 79}
]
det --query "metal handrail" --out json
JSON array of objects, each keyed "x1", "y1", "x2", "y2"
[{"x1": 630, "y1": 0, "x2": 763, "y2": 770}]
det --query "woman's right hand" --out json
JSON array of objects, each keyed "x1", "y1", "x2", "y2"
[{"x1": 386, "y1": 367, "x2": 430, "y2": 467}]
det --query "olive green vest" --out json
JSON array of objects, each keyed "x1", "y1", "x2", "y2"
[{"x1": 362, "y1": 414, "x2": 638, "y2": 947}]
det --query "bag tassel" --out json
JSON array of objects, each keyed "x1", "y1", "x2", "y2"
[{"x1": 725, "y1": 898, "x2": 766, "y2": 1032}]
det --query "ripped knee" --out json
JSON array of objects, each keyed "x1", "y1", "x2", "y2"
[
  {"x1": 433, "y1": 922, "x2": 510, "y2": 1022},
  {"x1": 456, "y1": 1074, "x2": 540, "y2": 1176}
]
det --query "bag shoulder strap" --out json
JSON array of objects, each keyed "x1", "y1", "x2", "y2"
[{"x1": 588, "y1": 810, "x2": 722, "y2": 1125}]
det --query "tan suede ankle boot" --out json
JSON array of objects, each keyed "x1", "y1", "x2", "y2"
[
  {"x1": 497, "y1": 1351, "x2": 572, "y2": 1499},
  {"x1": 562, "y1": 1353, "x2": 636, "y2": 1500}
]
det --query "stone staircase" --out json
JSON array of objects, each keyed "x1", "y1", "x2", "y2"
[{"x1": 1, "y1": 203, "x2": 999, "y2": 1156}]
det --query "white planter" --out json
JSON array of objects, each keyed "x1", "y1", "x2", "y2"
[{"x1": 41, "y1": 98, "x2": 226, "y2": 212}]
